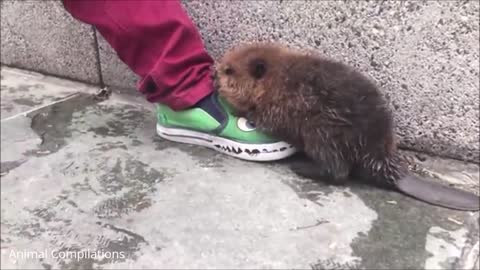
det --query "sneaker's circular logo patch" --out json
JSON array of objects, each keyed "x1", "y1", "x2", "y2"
[{"x1": 237, "y1": 118, "x2": 256, "y2": 132}]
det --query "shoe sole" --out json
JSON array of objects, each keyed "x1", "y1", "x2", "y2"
[{"x1": 156, "y1": 123, "x2": 297, "y2": 161}]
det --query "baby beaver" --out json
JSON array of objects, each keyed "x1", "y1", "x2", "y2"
[{"x1": 214, "y1": 42, "x2": 479, "y2": 211}]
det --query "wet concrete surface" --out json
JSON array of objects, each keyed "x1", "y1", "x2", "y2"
[{"x1": 1, "y1": 67, "x2": 479, "y2": 269}]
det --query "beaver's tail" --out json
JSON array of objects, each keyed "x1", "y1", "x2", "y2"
[
  {"x1": 361, "y1": 153, "x2": 480, "y2": 211},
  {"x1": 394, "y1": 172, "x2": 479, "y2": 211}
]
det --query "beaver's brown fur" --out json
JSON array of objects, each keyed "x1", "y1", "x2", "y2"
[
  {"x1": 215, "y1": 42, "x2": 402, "y2": 186},
  {"x1": 214, "y1": 42, "x2": 479, "y2": 211}
]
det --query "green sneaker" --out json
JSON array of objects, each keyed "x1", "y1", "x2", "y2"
[{"x1": 155, "y1": 93, "x2": 297, "y2": 161}]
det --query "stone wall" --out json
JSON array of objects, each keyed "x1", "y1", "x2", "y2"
[
  {"x1": 0, "y1": 0, "x2": 100, "y2": 84},
  {"x1": 1, "y1": 0, "x2": 479, "y2": 163}
]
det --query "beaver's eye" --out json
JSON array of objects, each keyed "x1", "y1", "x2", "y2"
[{"x1": 225, "y1": 67, "x2": 235, "y2": 75}]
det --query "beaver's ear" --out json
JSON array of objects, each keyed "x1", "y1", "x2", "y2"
[{"x1": 248, "y1": 58, "x2": 267, "y2": 79}]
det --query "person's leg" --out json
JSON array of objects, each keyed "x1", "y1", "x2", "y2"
[
  {"x1": 62, "y1": 0, "x2": 212, "y2": 109},
  {"x1": 62, "y1": 0, "x2": 296, "y2": 161}
]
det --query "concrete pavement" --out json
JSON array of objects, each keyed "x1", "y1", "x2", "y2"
[{"x1": 1, "y1": 67, "x2": 479, "y2": 269}]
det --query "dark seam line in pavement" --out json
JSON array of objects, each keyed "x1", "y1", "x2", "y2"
[{"x1": 92, "y1": 26, "x2": 106, "y2": 89}]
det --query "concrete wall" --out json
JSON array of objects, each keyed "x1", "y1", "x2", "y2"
[
  {"x1": 1, "y1": 0, "x2": 479, "y2": 163},
  {"x1": 0, "y1": 0, "x2": 100, "y2": 84}
]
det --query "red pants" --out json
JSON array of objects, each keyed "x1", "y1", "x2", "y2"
[{"x1": 62, "y1": 0, "x2": 214, "y2": 110}]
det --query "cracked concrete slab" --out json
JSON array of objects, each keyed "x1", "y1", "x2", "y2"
[
  {"x1": 1, "y1": 67, "x2": 479, "y2": 269},
  {"x1": 0, "y1": 67, "x2": 97, "y2": 120}
]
